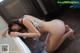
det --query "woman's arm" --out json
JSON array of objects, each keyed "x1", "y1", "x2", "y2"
[
  {"x1": 21, "y1": 15, "x2": 41, "y2": 37},
  {"x1": 10, "y1": 32, "x2": 40, "y2": 38},
  {"x1": 17, "y1": 32, "x2": 41, "y2": 38},
  {"x1": 10, "y1": 15, "x2": 41, "y2": 38}
]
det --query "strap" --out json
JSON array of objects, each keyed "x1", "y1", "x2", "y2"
[{"x1": 19, "y1": 18, "x2": 23, "y2": 24}]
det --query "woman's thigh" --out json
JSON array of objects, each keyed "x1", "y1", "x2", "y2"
[
  {"x1": 45, "y1": 19, "x2": 66, "y2": 52},
  {"x1": 45, "y1": 33, "x2": 62, "y2": 52}
]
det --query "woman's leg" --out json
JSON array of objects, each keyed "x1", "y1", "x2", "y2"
[{"x1": 45, "y1": 26, "x2": 74, "y2": 53}]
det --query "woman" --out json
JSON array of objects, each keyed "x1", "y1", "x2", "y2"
[{"x1": 8, "y1": 15, "x2": 74, "y2": 53}]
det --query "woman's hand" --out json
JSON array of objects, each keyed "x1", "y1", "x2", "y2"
[{"x1": 10, "y1": 32, "x2": 19, "y2": 37}]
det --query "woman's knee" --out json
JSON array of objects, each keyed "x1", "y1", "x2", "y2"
[{"x1": 45, "y1": 45, "x2": 58, "y2": 53}]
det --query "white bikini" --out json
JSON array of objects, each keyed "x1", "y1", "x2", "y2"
[
  {"x1": 23, "y1": 15, "x2": 42, "y2": 31},
  {"x1": 22, "y1": 15, "x2": 48, "y2": 53}
]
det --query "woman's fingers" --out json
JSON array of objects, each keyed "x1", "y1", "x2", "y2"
[{"x1": 10, "y1": 32, "x2": 18, "y2": 37}]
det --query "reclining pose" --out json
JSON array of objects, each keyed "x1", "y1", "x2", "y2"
[{"x1": 8, "y1": 15, "x2": 74, "y2": 53}]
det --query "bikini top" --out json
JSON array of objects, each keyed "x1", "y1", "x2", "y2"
[
  {"x1": 20, "y1": 15, "x2": 42, "y2": 31},
  {"x1": 19, "y1": 15, "x2": 48, "y2": 50}
]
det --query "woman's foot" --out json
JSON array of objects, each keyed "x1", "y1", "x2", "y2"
[{"x1": 65, "y1": 25, "x2": 75, "y2": 40}]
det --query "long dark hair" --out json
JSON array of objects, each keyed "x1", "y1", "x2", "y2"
[{"x1": 8, "y1": 19, "x2": 28, "y2": 34}]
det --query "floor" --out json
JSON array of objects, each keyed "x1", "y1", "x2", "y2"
[
  {"x1": 61, "y1": 9, "x2": 80, "y2": 53},
  {"x1": 46, "y1": 9, "x2": 80, "y2": 53},
  {"x1": 2, "y1": 8, "x2": 80, "y2": 53}
]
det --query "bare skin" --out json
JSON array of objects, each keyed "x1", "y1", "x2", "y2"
[{"x1": 10, "y1": 15, "x2": 74, "y2": 52}]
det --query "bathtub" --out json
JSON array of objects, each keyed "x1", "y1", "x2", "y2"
[
  {"x1": 12, "y1": 37, "x2": 31, "y2": 53},
  {"x1": 0, "y1": 16, "x2": 31, "y2": 53}
]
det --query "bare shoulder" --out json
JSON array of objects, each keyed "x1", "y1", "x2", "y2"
[
  {"x1": 22, "y1": 15, "x2": 35, "y2": 23},
  {"x1": 23, "y1": 15, "x2": 35, "y2": 20}
]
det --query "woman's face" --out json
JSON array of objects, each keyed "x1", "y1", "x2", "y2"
[{"x1": 11, "y1": 24, "x2": 21, "y2": 31}]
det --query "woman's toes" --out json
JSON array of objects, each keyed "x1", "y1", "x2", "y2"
[{"x1": 68, "y1": 29, "x2": 75, "y2": 40}]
